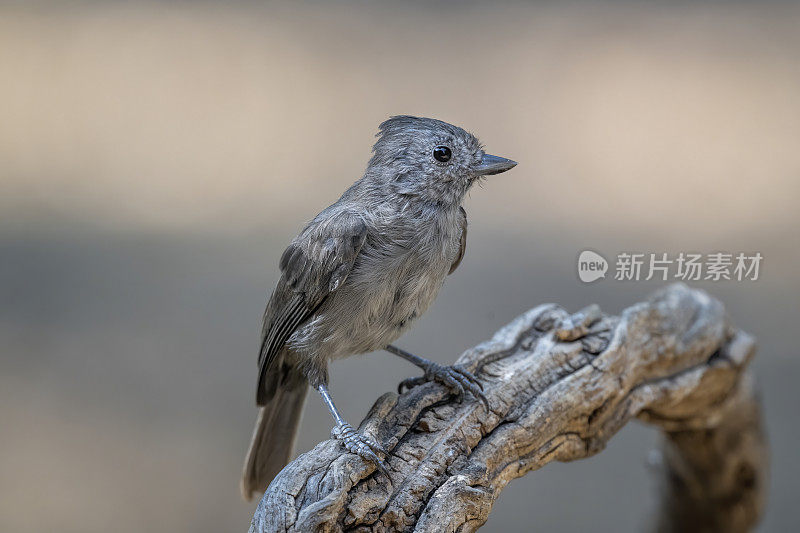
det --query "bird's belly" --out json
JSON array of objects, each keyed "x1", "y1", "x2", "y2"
[{"x1": 311, "y1": 253, "x2": 451, "y2": 359}]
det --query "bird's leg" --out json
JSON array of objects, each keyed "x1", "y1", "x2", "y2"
[
  {"x1": 316, "y1": 383, "x2": 389, "y2": 477},
  {"x1": 385, "y1": 344, "x2": 489, "y2": 411}
]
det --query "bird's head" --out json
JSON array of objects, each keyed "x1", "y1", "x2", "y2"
[{"x1": 366, "y1": 116, "x2": 517, "y2": 207}]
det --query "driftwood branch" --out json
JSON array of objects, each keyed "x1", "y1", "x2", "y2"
[{"x1": 250, "y1": 284, "x2": 767, "y2": 532}]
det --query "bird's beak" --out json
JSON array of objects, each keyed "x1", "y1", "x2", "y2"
[{"x1": 474, "y1": 153, "x2": 517, "y2": 176}]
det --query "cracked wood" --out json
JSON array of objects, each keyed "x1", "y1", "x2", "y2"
[{"x1": 249, "y1": 284, "x2": 767, "y2": 533}]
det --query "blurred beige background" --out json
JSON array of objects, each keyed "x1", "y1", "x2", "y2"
[{"x1": 1, "y1": 1, "x2": 798, "y2": 531}]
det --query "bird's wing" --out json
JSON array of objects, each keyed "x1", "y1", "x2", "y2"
[
  {"x1": 256, "y1": 210, "x2": 367, "y2": 404},
  {"x1": 448, "y1": 206, "x2": 468, "y2": 275}
]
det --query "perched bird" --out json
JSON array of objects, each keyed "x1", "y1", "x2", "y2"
[{"x1": 241, "y1": 116, "x2": 517, "y2": 499}]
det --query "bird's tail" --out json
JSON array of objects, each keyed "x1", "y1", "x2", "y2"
[{"x1": 240, "y1": 380, "x2": 308, "y2": 501}]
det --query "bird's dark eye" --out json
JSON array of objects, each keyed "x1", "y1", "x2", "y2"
[{"x1": 433, "y1": 146, "x2": 452, "y2": 163}]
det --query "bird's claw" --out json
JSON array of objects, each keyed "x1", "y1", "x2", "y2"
[
  {"x1": 399, "y1": 363, "x2": 489, "y2": 412},
  {"x1": 331, "y1": 422, "x2": 390, "y2": 478}
]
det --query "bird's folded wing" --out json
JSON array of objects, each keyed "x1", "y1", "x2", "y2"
[
  {"x1": 256, "y1": 210, "x2": 367, "y2": 404},
  {"x1": 448, "y1": 206, "x2": 468, "y2": 275}
]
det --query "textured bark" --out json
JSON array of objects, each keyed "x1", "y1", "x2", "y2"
[{"x1": 249, "y1": 284, "x2": 767, "y2": 533}]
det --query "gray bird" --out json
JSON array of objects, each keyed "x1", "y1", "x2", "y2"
[{"x1": 241, "y1": 116, "x2": 517, "y2": 499}]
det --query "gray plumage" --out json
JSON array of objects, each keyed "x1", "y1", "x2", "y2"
[{"x1": 242, "y1": 116, "x2": 516, "y2": 500}]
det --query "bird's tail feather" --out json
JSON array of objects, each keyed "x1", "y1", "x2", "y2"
[{"x1": 240, "y1": 381, "x2": 308, "y2": 501}]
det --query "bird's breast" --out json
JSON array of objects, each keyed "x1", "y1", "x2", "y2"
[{"x1": 302, "y1": 213, "x2": 463, "y2": 359}]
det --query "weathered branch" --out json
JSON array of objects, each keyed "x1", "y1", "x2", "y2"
[{"x1": 250, "y1": 284, "x2": 767, "y2": 532}]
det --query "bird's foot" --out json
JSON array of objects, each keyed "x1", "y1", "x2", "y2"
[
  {"x1": 331, "y1": 422, "x2": 389, "y2": 477},
  {"x1": 399, "y1": 362, "x2": 489, "y2": 411}
]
